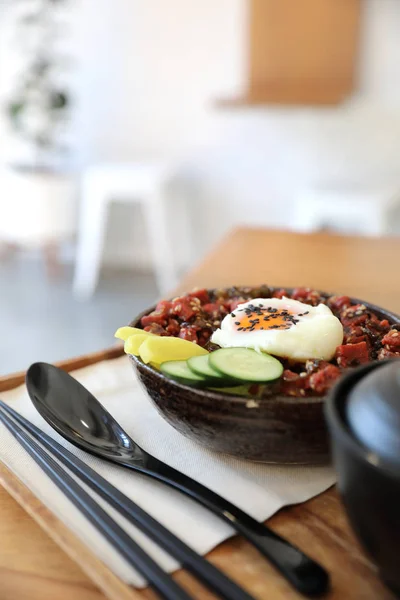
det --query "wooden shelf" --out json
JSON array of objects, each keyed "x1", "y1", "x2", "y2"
[
  {"x1": 216, "y1": 81, "x2": 352, "y2": 108},
  {"x1": 216, "y1": 0, "x2": 361, "y2": 107}
]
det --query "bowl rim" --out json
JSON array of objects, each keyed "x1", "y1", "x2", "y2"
[
  {"x1": 129, "y1": 286, "x2": 400, "y2": 406},
  {"x1": 325, "y1": 359, "x2": 400, "y2": 479}
]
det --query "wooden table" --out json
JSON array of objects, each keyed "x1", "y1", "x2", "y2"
[{"x1": 1, "y1": 228, "x2": 398, "y2": 600}]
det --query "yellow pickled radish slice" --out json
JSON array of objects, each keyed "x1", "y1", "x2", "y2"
[
  {"x1": 124, "y1": 334, "x2": 150, "y2": 356},
  {"x1": 115, "y1": 326, "x2": 154, "y2": 341},
  {"x1": 139, "y1": 336, "x2": 208, "y2": 365},
  {"x1": 149, "y1": 361, "x2": 161, "y2": 370}
]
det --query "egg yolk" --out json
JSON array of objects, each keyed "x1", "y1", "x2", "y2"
[{"x1": 233, "y1": 304, "x2": 309, "y2": 332}]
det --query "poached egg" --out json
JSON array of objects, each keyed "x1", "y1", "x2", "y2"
[{"x1": 211, "y1": 297, "x2": 343, "y2": 362}]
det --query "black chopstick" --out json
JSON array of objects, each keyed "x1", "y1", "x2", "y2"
[
  {"x1": 0, "y1": 407, "x2": 192, "y2": 600},
  {"x1": 0, "y1": 401, "x2": 255, "y2": 600}
]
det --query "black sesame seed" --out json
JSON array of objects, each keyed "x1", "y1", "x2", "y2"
[
  {"x1": 231, "y1": 313, "x2": 236, "y2": 317},
  {"x1": 235, "y1": 321, "x2": 240, "y2": 325}
]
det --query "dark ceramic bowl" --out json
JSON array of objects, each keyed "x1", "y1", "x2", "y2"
[
  {"x1": 325, "y1": 361, "x2": 400, "y2": 596},
  {"x1": 129, "y1": 289, "x2": 400, "y2": 464}
]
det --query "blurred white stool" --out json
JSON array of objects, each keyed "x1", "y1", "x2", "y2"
[
  {"x1": 73, "y1": 163, "x2": 182, "y2": 299},
  {"x1": 294, "y1": 184, "x2": 400, "y2": 235}
]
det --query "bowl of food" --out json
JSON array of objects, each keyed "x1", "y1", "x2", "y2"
[{"x1": 116, "y1": 285, "x2": 400, "y2": 463}]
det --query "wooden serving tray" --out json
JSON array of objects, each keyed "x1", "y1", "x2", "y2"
[
  {"x1": 0, "y1": 346, "x2": 394, "y2": 600},
  {"x1": 2, "y1": 227, "x2": 400, "y2": 600}
]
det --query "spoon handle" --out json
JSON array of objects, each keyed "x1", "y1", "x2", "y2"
[{"x1": 137, "y1": 456, "x2": 329, "y2": 597}]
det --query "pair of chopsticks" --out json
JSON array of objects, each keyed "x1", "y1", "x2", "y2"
[{"x1": 0, "y1": 400, "x2": 255, "y2": 600}]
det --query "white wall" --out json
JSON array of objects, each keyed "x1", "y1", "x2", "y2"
[{"x1": 2, "y1": 0, "x2": 400, "y2": 268}]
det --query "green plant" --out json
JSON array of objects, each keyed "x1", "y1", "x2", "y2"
[{"x1": 6, "y1": 0, "x2": 71, "y2": 169}]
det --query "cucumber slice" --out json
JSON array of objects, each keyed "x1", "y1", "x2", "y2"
[
  {"x1": 207, "y1": 384, "x2": 253, "y2": 395},
  {"x1": 160, "y1": 360, "x2": 206, "y2": 387},
  {"x1": 187, "y1": 355, "x2": 226, "y2": 380},
  {"x1": 209, "y1": 348, "x2": 283, "y2": 383},
  {"x1": 187, "y1": 355, "x2": 236, "y2": 387}
]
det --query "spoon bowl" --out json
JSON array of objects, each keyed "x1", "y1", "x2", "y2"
[
  {"x1": 27, "y1": 362, "x2": 141, "y2": 462},
  {"x1": 26, "y1": 361, "x2": 329, "y2": 597}
]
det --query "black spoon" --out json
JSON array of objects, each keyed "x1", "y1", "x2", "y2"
[{"x1": 26, "y1": 362, "x2": 329, "y2": 597}]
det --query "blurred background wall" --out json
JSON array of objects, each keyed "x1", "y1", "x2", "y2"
[
  {"x1": 1, "y1": 0, "x2": 400, "y2": 372},
  {"x1": 2, "y1": 0, "x2": 400, "y2": 269}
]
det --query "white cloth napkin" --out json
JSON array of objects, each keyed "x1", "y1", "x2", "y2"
[{"x1": 0, "y1": 356, "x2": 335, "y2": 587}]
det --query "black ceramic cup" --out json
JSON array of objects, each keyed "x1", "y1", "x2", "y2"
[{"x1": 325, "y1": 360, "x2": 400, "y2": 596}]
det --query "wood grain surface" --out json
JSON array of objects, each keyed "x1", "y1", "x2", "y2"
[
  {"x1": 219, "y1": 0, "x2": 361, "y2": 106},
  {"x1": 1, "y1": 227, "x2": 398, "y2": 600},
  {"x1": 249, "y1": 0, "x2": 360, "y2": 104}
]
